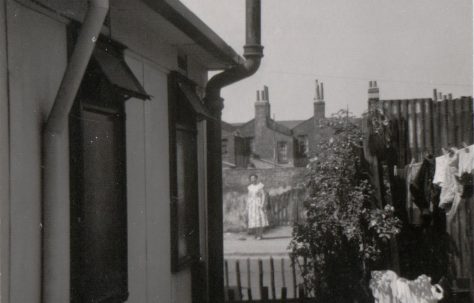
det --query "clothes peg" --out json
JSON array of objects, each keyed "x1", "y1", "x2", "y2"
[
  {"x1": 448, "y1": 147, "x2": 457, "y2": 156},
  {"x1": 441, "y1": 147, "x2": 448, "y2": 156},
  {"x1": 393, "y1": 165, "x2": 398, "y2": 176},
  {"x1": 410, "y1": 158, "x2": 416, "y2": 165},
  {"x1": 462, "y1": 142, "x2": 469, "y2": 152}
]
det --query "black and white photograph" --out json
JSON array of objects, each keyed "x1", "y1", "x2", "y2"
[{"x1": 0, "y1": 0, "x2": 472, "y2": 302}]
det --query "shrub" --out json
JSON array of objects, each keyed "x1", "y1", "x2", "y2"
[{"x1": 289, "y1": 110, "x2": 401, "y2": 303}]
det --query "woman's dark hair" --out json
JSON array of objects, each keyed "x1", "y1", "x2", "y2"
[{"x1": 249, "y1": 174, "x2": 258, "y2": 180}]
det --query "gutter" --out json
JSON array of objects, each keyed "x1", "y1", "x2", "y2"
[
  {"x1": 204, "y1": 1, "x2": 263, "y2": 302},
  {"x1": 142, "y1": 0, "x2": 244, "y2": 67},
  {"x1": 42, "y1": 0, "x2": 109, "y2": 302}
]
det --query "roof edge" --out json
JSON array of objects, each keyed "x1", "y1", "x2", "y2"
[{"x1": 142, "y1": 0, "x2": 244, "y2": 67}]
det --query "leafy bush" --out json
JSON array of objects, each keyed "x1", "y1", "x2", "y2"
[{"x1": 289, "y1": 110, "x2": 401, "y2": 302}]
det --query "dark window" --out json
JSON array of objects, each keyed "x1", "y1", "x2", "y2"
[
  {"x1": 70, "y1": 77, "x2": 128, "y2": 303},
  {"x1": 169, "y1": 72, "x2": 201, "y2": 272},
  {"x1": 297, "y1": 135, "x2": 309, "y2": 156},
  {"x1": 222, "y1": 138, "x2": 228, "y2": 155},
  {"x1": 249, "y1": 137, "x2": 255, "y2": 154},
  {"x1": 69, "y1": 39, "x2": 148, "y2": 303},
  {"x1": 277, "y1": 141, "x2": 289, "y2": 163}
]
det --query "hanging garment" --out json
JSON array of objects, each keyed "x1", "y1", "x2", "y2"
[
  {"x1": 406, "y1": 163, "x2": 422, "y2": 225},
  {"x1": 410, "y1": 156, "x2": 436, "y2": 212},
  {"x1": 438, "y1": 151, "x2": 462, "y2": 221},
  {"x1": 247, "y1": 182, "x2": 269, "y2": 229},
  {"x1": 370, "y1": 270, "x2": 444, "y2": 303},
  {"x1": 432, "y1": 155, "x2": 447, "y2": 187},
  {"x1": 458, "y1": 144, "x2": 474, "y2": 175}
]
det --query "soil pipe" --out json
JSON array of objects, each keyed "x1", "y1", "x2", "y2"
[
  {"x1": 42, "y1": 1, "x2": 109, "y2": 302},
  {"x1": 0, "y1": 0, "x2": 10, "y2": 301},
  {"x1": 204, "y1": 1, "x2": 263, "y2": 302}
]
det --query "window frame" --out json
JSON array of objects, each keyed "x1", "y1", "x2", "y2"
[
  {"x1": 277, "y1": 141, "x2": 289, "y2": 163},
  {"x1": 168, "y1": 72, "x2": 204, "y2": 272}
]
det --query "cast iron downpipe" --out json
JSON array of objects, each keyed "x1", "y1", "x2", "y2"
[
  {"x1": 204, "y1": 1, "x2": 263, "y2": 302},
  {"x1": 42, "y1": 1, "x2": 109, "y2": 302}
]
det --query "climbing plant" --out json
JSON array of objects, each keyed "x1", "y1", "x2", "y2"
[{"x1": 289, "y1": 110, "x2": 401, "y2": 303}]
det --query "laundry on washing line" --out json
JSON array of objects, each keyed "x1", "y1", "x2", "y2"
[{"x1": 369, "y1": 270, "x2": 444, "y2": 303}]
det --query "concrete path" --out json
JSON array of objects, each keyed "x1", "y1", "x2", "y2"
[{"x1": 224, "y1": 226, "x2": 293, "y2": 257}]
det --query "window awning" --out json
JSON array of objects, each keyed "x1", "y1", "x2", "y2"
[
  {"x1": 177, "y1": 82, "x2": 214, "y2": 120},
  {"x1": 93, "y1": 47, "x2": 150, "y2": 101}
]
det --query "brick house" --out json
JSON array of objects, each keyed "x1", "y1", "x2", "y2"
[{"x1": 223, "y1": 81, "x2": 335, "y2": 168}]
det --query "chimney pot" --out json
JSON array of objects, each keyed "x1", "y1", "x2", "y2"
[
  {"x1": 433, "y1": 89, "x2": 437, "y2": 101},
  {"x1": 320, "y1": 82, "x2": 324, "y2": 100},
  {"x1": 264, "y1": 85, "x2": 269, "y2": 101},
  {"x1": 316, "y1": 82, "x2": 320, "y2": 100},
  {"x1": 368, "y1": 80, "x2": 380, "y2": 100},
  {"x1": 257, "y1": 90, "x2": 260, "y2": 101},
  {"x1": 448, "y1": 93, "x2": 453, "y2": 100},
  {"x1": 438, "y1": 92, "x2": 442, "y2": 100}
]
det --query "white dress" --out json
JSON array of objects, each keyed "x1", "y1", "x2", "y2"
[{"x1": 247, "y1": 183, "x2": 269, "y2": 229}]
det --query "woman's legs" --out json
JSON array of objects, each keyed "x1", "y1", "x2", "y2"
[{"x1": 256, "y1": 227, "x2": 263, "y2": 240}]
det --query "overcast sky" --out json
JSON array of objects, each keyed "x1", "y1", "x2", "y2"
[{"x1": 181, "y1": 0, "x2": 473, "y2": 123}]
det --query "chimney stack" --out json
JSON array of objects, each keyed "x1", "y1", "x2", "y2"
[
  {"x1": 368, "y1": 80, "x2": 380, "y2": 110},
  {"x1": 313, "y1": 79, "x2": 325, "y2": 121},
  {"x1": 368, "y1": 80, "x2": 380, "y2": 100},
  {"x1": 255, "y1": 85, "x2": 271, "y2": 123}
]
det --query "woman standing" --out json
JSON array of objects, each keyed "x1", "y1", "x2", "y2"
[{"x1": 247, "y1": 174, "x2": 269, "y2": 240}]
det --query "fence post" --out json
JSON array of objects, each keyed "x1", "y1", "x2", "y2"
[
  {"x1": 291, "y1": 257, "x2": 297, "y2": 298},
  {"x1": 270, "y1": 257, "x2": 276, "y2": 299},
  {"x1": 236, "y1": 260, "x2": 242, "y2": 300},
  {"x1": 258, "y1": 259, "x2": 264, "y2": 299},
  {"x1": 247, "y1": 258, "x2": 253, "y2": 301},
  {"x1": 225, "y1": 260, "x2": 230, "y2": 290}
]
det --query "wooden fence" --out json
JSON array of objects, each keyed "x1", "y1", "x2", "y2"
[
  {"x1": 224, "y1": 257, "x2": 313, "y2": 302},
  {"x1": 367, "y1": 96, "x2": 474, "y2": 301},
  {"x1": 372, "y1": 97, "x2": 473, "y2": 166},
  {"x1": 267, "y1": 188, "x2": 306, "y2": 227}
]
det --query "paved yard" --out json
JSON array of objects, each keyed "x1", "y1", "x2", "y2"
[{"x1": 224, "y1": 226, "x2": 293, "y2": 257}]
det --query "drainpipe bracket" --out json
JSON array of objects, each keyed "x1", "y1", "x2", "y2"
[{"x1": 243, "y1": 44, "x2": 264, "y2": 58}]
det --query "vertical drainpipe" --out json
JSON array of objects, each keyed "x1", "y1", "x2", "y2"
[
  {"x1": 0, "y1": 0, "x2": 10, "y2": 301},
  {"x1": 42, "y1": 1, "x2": 109, "y2": 302},
  {"x1": 204, "y1": 1, "x2": 263, "y2": 302}
]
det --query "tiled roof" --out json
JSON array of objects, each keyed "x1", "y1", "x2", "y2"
[
  {"x1": 267, "y1": 119, "x2": 293, "y2": 136},
  {"x1": 276, "y1": 120, "x2": 305, "y2": 129},
  {"x1": 221, "y1": 121, "x2": 237, "y2": 133}
]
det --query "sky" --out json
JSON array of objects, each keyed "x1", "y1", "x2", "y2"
[{"x1": 180, "y1": 0, "x2": 473, "y2": 123}]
